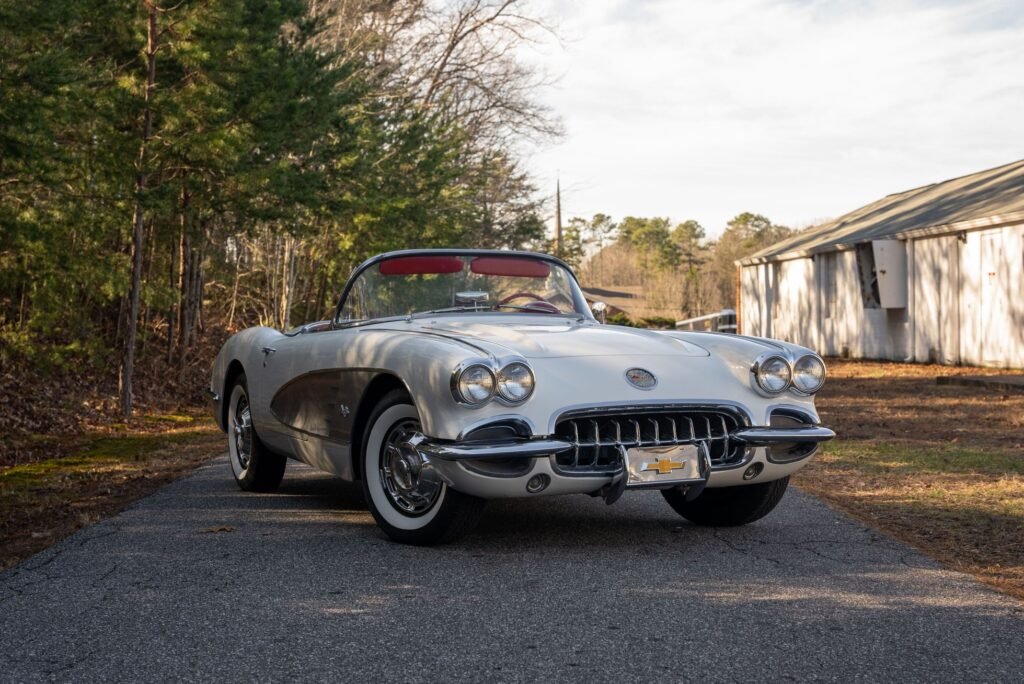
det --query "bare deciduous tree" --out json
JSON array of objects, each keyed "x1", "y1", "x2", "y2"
[{"x1": 313, "y1": 0, "x2": 562, "y2": 147}]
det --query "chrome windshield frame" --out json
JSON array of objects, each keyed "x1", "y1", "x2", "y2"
[{"x1": 331, "y1": 249, "x2": 594, "y2": 329}]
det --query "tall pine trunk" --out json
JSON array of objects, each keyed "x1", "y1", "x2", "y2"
[
  {"x1": 120, "y1": 3, "x2": 158, "y2": 418},
  {"x1": 167, "y1": 188, "x2": 188, "y2": 363},
  {"x1": 226, "y1": 246, "x2": 242, "y2": 331}
]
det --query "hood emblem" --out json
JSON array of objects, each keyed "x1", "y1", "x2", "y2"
[{"x1": 625, "y1": 368, "x2": 657, "y2": 390}]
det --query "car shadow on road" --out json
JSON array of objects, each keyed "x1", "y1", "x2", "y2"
[{"x1": 215, "y1": 463, "x2": 701, "y2": 550}]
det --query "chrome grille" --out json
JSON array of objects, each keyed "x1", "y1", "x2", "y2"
[{"x1": 553, "y1": 408, "x2": 747, "y2": 475}]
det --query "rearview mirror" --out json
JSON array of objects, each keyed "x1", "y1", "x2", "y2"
[
  {"x1": 591, "y1": 301, "x2": 607, "y2": 323},
  {"x1": 455, "y1": 291, "x2": 489, "y2": 310}
]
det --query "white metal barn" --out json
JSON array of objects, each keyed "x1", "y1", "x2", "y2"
[{"x1": 737, "y1": 159, "x2": 1024, "y2": 368}]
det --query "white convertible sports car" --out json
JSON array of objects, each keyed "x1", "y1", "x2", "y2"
[{"x1": 209, "y1": 249, "x2": 834, "y2": 544}]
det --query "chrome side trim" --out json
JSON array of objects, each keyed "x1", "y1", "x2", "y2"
[{"x1": 730, "y1": 426, "x2": 835, "y2": 445}]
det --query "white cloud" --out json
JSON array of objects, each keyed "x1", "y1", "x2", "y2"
[{"x1": 525, "y1": 0, "x2": 1024, "y2": 236}]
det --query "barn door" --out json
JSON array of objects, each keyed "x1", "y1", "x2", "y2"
[
  {"x1": 980, "y1": 232, "x2": 1008, "y2": 365},
  {"x1": 818, "y1": 252, "x2": 838, "y2": 356}
]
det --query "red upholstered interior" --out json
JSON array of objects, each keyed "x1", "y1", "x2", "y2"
[
  {"x1": 378, "y1": 256, "x2": 464, "y2": 275},
  {"x1": 470, "y1": 256, "x2": 550, "y2": 278}
]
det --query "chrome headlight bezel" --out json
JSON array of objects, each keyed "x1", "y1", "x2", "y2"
[
  {"x1": 496, "y1": 362, "x2": 535, "y2": 404},
  {"x1": 451, "y1": 363, "x2": 497, "y2": 405},
  {"x1": 791, "y1": 354, "x2": 827, "y2": 395},
  {"x1": 451, "y1": 358, "x2": 535, "y2": 407},
  {"x1": 752, "y1": 354, "x2": 793, "y2": 395}
]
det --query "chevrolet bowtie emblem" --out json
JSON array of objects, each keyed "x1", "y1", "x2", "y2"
[{"x1": 642, "y1": 457, "x2": 686, "y2": 475}]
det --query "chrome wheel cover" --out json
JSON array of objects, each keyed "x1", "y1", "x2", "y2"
[
  {"x1": 233, "y1": 396, "x2": 253, "y2": 470},
  {"x1": 379, "y1": 418, "x2": 442, "y2": 516}
]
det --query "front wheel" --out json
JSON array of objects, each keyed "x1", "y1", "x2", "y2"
[
  {"x1": 662, "y1": 476, "x2": 790, "y2": 527},
  {"x1": 361, "y1": 390, "x2": 485, "y2": 545},
  {"x1": 227, "y1": 373, "x2": 286, "y2": 492}
]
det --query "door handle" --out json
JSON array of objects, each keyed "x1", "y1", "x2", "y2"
[{"x1": 261, "y1": 347, "x2": 277, "y2": 355}]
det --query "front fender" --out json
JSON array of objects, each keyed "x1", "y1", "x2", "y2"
[{"x1": 209, "y1": 326, "x2": 285, "y2": 431}]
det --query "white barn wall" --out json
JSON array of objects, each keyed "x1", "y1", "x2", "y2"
[
  {"x1": 772, "y1": 258, "x2": 817, "y2": 348},
  {"x1": 740, "y1": 265, "x2": 765, "y2": 337},
  {"x1": 740, "y1": 222, "x2": 1024, "y2": 367}
]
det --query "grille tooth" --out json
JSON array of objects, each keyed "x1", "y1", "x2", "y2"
[
  {"x1": 571, "y1": 421, "x2": 580, "y2": 468},
  {"x1": 553, "y1": 408, "x2": 746, "y2": 475}
]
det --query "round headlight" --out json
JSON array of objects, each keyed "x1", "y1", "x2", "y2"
[
  {"x1": 755, "y1": 355, "x2": 792, "y2": 394},
  {"x1": 792, "y1": 355, "x2": 826, "y2": 394},
  {"x1": 497, "y1": 362, "x2": 535, "y2": 403},
  {"x1": 455, "y1": 364, "x2": 496, "y2": 404}
]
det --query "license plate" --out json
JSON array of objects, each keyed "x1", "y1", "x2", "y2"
[{"x1": 624, "y1": 443, "x2": 710, "y2": 488}]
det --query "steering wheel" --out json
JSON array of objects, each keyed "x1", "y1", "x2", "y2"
[
  {"x1": 497, "y1": 291, "x2": 561, "y2": 314},
  {"x1": 499, "y1": 291, "x2": 546, "y2": 305}
]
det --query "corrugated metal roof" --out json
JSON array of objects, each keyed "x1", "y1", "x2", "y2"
[{"x1": 739, "y1": 158, "x2": 1024, "y2": 265}]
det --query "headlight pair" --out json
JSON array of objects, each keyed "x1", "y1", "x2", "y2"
[
  {"x1": 452, "y1": 361, "x2": 535, "y2": 405},
  {"x1": 753, "y1": 354, "x2": 826, "y2": 395}
]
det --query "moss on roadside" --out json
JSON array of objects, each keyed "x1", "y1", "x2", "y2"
[
  {"x1": 818, "y1": 440, "x2": 1024, "y2": 476},
  {"x1": 0, "y1": 419, "x2": 222, "y2": 570}
]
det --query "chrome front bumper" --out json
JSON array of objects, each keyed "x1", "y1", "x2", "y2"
[
  {"x1": 730, "y1": 425, "x2": 836, "y2": 446},
  {"x1": 409, "y1": 424, "x2": 835, "y2": 499},
  {"x1": 416, "y1": 425, "x2": 835, "y2": 462}
]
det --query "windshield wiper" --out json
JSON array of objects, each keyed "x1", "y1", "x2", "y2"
[
  {"x1": 411, "y1": 305, "x2": 585, "y2": 321},
  {"x1": 495, "y1": 304, "x2": 585, "y2": 320},
  {"x1": 413, "y1": 305, "x2": 490, "y2": 316}
]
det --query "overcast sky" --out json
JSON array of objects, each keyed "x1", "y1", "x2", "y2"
[{"x1": 526, "y1": 0, "x2": 1024, "y2": 238}]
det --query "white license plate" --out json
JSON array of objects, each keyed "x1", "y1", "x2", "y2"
[{"x1": 624, "y1": 443, "x2": 709, "y2": 487}]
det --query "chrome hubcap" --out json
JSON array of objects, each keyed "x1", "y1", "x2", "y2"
[
  {"x1": 234, "y1": 397, "x2": 253, "y2": 470},
  {"x1": 380, "y1": 419, "x2": 441, "y2": 516}
]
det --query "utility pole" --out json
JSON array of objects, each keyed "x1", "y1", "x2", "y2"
[{"x1": 555, "y1": 177, "x2": 562, "y2": 257}]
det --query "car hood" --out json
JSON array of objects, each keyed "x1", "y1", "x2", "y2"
[{"x1": 390, "y1": 317, "x2": 710, "y2": 359}]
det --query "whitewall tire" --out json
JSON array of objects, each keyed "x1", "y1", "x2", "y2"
[
  {"x1": 361, "y1": 390, "x2": 485, "y2": 545},
  {"x1": 227, "y1": 373, "x2": 286, "y2": 492}
]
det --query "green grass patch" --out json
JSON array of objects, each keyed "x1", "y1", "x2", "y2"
[
  {"x1": 819, "y1": 440, "x2": 1024, "y2": 476},
  {"x1": 140, "y1": 413, "x2": 196, "y2": 425},
  {"x1": 0, "y1": 430, "x2": 215, "y2": 492}
]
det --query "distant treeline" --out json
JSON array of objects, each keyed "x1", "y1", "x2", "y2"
[
  {"x1": 0, "y1": 1, "x2": 558, "y2": 416},
  {"x1": 563, "y1": 213, "x2": 796, "y2": 321}
]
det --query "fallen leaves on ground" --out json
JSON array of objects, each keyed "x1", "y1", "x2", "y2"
[{"x1": 797, "y1": 359, "x2": 1024, "y2": 601}]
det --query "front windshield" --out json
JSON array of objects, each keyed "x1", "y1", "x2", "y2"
[{"x1": 338, "y1": 254, "x2": 587, "y2": 322}]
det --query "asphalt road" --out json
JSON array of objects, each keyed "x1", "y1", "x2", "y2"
[{"x1": 2, "y1": 456, "x2": 1023, "y2": 683}]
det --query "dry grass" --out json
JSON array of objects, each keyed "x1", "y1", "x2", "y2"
[
  {"x1": 796, "y1": 359, "x2": 1024, "y2": 601},
  {"x1": 0, "y1": 412, "x2": 221, "y2": 570}
]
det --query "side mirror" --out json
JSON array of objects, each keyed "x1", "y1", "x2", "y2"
[{"x1": 591, "y1": 301, "x2": 607, "y2": 324}]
